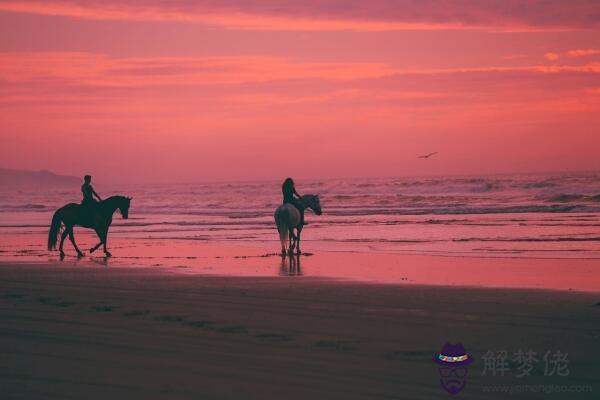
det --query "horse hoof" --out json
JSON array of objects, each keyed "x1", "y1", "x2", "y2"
[
  {"x1": 59, "y1": 252, "x2": 65, "y2": 260},
  {"x1": 77, "y1": 252, "x2": 85, "y2": 258},
  {"x1": 89, "y1": 248, "x2": 96, "y2": 254},
  {"x1": 104, "y1": 252, "x2": 112, "y2": 258}
]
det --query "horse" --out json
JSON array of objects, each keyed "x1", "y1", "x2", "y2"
[
  {"x1": 47, "y1": 195, "x2": 131, "y2": 258},
  {"x1": 274, "y1": 194, "x2": 321, "y2": 255}
]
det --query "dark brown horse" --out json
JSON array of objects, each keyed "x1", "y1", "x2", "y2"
[{"x1": 48, "y1": 196, "x2": 131, "y2": 258}]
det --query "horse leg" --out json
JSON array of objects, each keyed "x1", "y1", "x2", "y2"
[
  {"x1": 67, "y1": 228, "x2": 84, "y2": 257},
  {"x1": 89, "y1": 228, "x2": 103, "y2": 253},
  {"x1": 288, "y1": 227, "x2": 295, "y2": 255},
  {"x1": 280, "y1": 232, "x2": 287, "y2": 256},
  {"x1": 296, "y1": 226, "x2": 303, "y2": 254},
  {"x1": 59, "y1": 229, "x2": 69, "y2": 257},
  {"x1": 102, "y1": 228, "x2": 112, "y2": 257},
  {"x1": 277, "y1": 225, "x2": 286, "y2": 255}
]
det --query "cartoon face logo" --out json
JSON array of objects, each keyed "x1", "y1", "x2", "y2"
[{"x1": 433, "y1": 342, "x2": 473, "y2": 395}]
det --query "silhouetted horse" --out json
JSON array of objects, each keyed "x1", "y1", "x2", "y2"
[
  {"x1": 48, "y1": 196, "x2": 131, "y2": 258},
  {"x1": 274, "y1": 194, "x2": 321, "y2": 255}
]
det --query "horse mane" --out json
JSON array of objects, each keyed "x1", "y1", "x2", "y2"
[
  {"x1": 98, "y1": 195, "x2": 129, "y2": 213},
  {"x1": 101, "y1": 195, "x2": 128, "y2": 203},
  {"x1": 299, "y1": 194, "x2": 321, "y2": 211},
  {"x1": 301, "y1": 194, "x2": 318, "y2": 203}
]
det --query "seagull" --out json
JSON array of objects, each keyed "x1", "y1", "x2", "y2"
[{"x1": 418, "y1": 152, "x2": 438, "y2": 159}]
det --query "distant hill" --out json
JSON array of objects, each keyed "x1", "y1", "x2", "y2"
[{"x1": 0, "y1": 168, "x2": 80, "y2": 188}]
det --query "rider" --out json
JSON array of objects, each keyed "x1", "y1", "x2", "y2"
[
  {"x1": 282, "y1": 177, "x2": 306, "y2": 226},
  {"x1": 81, "y1": 175, "x2": 102, "y2": 211}
]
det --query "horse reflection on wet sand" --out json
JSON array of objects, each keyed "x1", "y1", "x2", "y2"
[{"x1": 279, "y1": 254, "x2": 302, "y2": 276}]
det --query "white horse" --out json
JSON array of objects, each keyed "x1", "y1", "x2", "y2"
[{"x1": 274, "y1": 194, "x2": 322, "y2": 255}]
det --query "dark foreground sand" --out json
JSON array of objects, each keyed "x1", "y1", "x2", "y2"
[{"x1": 1, "y1": 262, "x2": 598, "y2": 399}]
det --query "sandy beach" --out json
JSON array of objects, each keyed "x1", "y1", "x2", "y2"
[{"x1": 1, "y1": 248, "x2": 598, "y2": 399}]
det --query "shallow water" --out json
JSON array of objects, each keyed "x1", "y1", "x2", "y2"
[{"x1": 1, "y1": 172, "x2": 600, "y2": 259}]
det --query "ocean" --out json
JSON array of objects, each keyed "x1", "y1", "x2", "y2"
[{"x1": 1, "y1": 172, "x2": 599, "y2": 260}]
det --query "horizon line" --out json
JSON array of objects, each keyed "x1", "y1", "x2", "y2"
[{"x1": 2, "y1": 166, "x2": 598, "y2": 186}]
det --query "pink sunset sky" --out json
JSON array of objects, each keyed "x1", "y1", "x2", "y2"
[{"x1": 0, "y1": 0, "x2": 599, "y2": 183}]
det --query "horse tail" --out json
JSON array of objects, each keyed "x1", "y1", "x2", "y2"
[
  {"x1": 278, "y1": 224, "x2": 289, "y2": 252},
  {"x1": 274, "y1": 207, "x2": 289, "y2": 253},
  {"x1": 48, "y1": 209, "x2": 63, "y2": 251}
]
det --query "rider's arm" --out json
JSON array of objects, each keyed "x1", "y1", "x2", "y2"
[
  {"x1": 293, "y1": 188, "x2": 301, "y2": 198},
  {"x1": 91, "y1": 187, "x2": 102, "y2": 201}
]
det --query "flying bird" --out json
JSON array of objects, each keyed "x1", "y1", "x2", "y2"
[{"x1": 418, "y1": 152, "x2": 438, "y2": 159}]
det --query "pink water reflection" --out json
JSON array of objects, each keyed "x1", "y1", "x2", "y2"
[{"x1": 1, "y1": 234, "x2": 598, "y2": 292}]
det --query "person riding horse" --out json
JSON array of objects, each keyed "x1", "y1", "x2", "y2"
[
  {"x1": 82, "y1": 175, "x2": 102, "y2": 204},
  {"x1": 275, "y1": 181, "x2": 321, "y2": 255},
  {"x1": 81, "y1": 175, "x2": 102, "y2": 223},
  {"x1": 48, "y1": 176, "x2": 131, "y2": 258},
  {"x1": 282, "y1": 177, "x2": 306, "y2": 226}
]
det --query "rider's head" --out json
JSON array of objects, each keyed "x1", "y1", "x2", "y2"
[
  {"x1": 284, "y1": 177, "x2": 294, "y2": 186},
  {"x1": 84, "y1": 175, "x2": 92, "y2": 183}
]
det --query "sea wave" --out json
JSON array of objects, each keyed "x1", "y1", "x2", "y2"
[
  {"x1": 127, "y1": 203, "x2": 596, "y2": 217},
  {"x1": 1, "y1": 173, "x2": 600, "y2": 217},
  {"x1": 0, "y1": 204, "x2": 48, "y2": 212},
  {"x1": 547, "y1": 193, "x2": 600, "y2": 203}
]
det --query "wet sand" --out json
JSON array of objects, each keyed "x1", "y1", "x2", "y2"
[
  {"x1": 1, "y1": 257, "x2": 599, "y2": 399},
  {"x1": 2, "y1": 235, "x2": 600, "y2": 291}
]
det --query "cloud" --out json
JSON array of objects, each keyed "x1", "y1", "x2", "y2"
[
  {"x1": 503, "y1": 54, "x2": 529, "y2": 60},
  {"x1": 544, "y1": 48, "x2": 600, "y2": 61},
  {"x1": 2, "y1": 51, "x2": 598, "y2": 120},
  {"x1": 0, "y1": 52, "x2": 398, "y2": 87},
  {"x1": 0, "y1": 0, "x2": 598, "y2": 31},
  {"x1": 567, "y1": 49, "x2": 600, "y2": 57},
  {"x1": 2, "y1": 50, "x2": 599, "y2": 185},
  {"x1": 1, "y1": 53, "x2": 599, "y2": 97}
]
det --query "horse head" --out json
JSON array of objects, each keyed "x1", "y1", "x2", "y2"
[
  {"x1": 117, "y1": 196, "x2": 132, "y2": 219},
  {"x1": 302, "y1": 194, "x2": 322, "y2": 215}
]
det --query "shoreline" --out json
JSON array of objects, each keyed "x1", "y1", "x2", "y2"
[
  {"x1": 2, "y1": 258, "x2": 600, "y2": 295},
  {"x1": 1, "y1": 237, "x2": 599, "y2": 292}
]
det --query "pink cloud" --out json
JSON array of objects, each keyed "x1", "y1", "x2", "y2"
[
  {"x1": 2, "y1": 50, "x2": 599, "y2": 181},
  {"x1": 2, "y1": 52, "x2": 598, "y2": 93},
  {"x1": 567, "y1": 48, "x2": 600, "y2": 57},
  {"x1": 2, "y1": 51, "x2": 598, "y2": 127},
  {"x1": 0, "y1": 53, "x2": 398, "y2": 88},
  {"x1": 0, "y1": 0, "x2": 598, "y2": 31},
  {"x1": 1, "y1": 4, "x2": 600, "y2": 182},
  {"x1": 545, "y1": 52, "x2": 560, "y2": 61}
]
